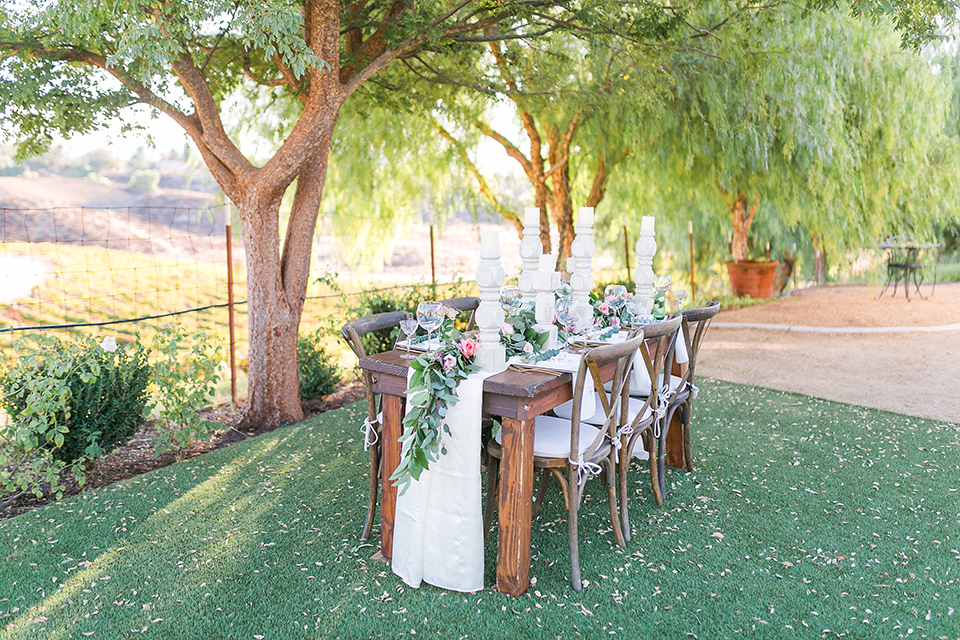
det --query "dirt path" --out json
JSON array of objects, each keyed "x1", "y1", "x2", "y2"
[{"x1": 698, "y1": 283, "x2": 960, "y2": 424}]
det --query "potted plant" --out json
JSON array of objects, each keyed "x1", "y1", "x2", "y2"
[{"x1": 723, "y1": 193, "x2": 779, "y2": 298}]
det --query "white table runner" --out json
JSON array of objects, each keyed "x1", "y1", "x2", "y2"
[{"x1": 391, "y1": 366, "x2": 499, "y2": 592}]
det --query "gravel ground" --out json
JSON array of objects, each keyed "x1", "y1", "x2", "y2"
[{"x1": 697, "y1": 282, "x2": 960, "y2": 424}]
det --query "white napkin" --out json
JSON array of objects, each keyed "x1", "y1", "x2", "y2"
[{"x1": 511, "y1": 352, "x2": 596, "y2": 419}]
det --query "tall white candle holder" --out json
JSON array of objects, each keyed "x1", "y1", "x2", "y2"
[
  {"x1": 475, "y1": 231, "x2": 506, "y2": 372},
  {"x1": 569, "y1": 207, "x2": 595, "y2": 328},
  {"x1": 518, "y1": 207, "x2": 542, "y2": 308},
  {"x1": 633, "y1": 216, "x2": 657, "y2": 315},
  {"x1": 532, "y1": 254, "x2": 560, "y2": 351}
]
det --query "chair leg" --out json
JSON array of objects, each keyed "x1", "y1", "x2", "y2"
[
  {"x1": 568, "y1": 480, "x2": 582, "y2": 592},
  {"x1": 532, "y1": 469, "x2": 552, "y2": 519},
  {"x1": 649, "y1": 433, "x2": 663, "y2": 507},
  {"x1": 681, "y1": 402, "x2": 694, "y2": 473},
  {"x1": 603, "y1": 459, "x2": 625, "y2": 548},
  {"x1": 618, "y1": 445, "x2": 631, "y2": 543},
  {"x1": 360, "y1": 442, "x2": 381, "y2": 541},
  {"x1": 483, "y1": 455, "x2": 500, "y2": 544}
]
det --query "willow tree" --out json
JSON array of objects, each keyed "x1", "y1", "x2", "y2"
[
  {"x1": 620, "y1": 4, "x2": 958, "y2": 266},
  {"x1": 0, "y1": 1, "x2": 622, "y2": 428}
]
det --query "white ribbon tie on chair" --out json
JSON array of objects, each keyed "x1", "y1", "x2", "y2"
[
  {"x1": 361, "y1": 411, "x2": 382, "y2": 451},
  {"x1": 569, "y1": 455, "x2": 603, "y2": 486},
  {"x1": 653, "y1": 387, "x2": 671, "y2": 437}
]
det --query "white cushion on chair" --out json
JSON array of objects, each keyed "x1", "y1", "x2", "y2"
[
  {"x1": 604, "y1": 373, "x2": 685, "y2": 398},
  {"x1": 553, "y1": 393, "x2": 652, "y2": 426},
  {"x1": 494, "y1": 415, "x2": 604, "y2": 458}
]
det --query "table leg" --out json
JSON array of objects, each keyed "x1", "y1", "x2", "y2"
[
  {"x1": 496, "y1": 416, "x2": 534, "y2": 596},
  {"x1": 664, "y1": 412, "x2": 686, "y2": 469},
  {"x1": 379, "y1": 394, "x2": 404, "y2": 560}
]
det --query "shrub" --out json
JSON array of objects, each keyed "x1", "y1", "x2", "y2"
[
  {"x1": 150, "y1": 326, "x2": 222, "y2": 455},
  {"x1": 0, "y1": 335, "x2": 151, "y2": 498},
  {"x1": 127, "y1": 169, "x2": 160, "y2": 192},
  {"x1": 298, "y1": 330, "x2": 342, "y2": 401}
]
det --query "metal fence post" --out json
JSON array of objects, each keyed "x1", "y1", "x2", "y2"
[{"x1": 225, "y1": 201, "x2": 237, "y2": 405}]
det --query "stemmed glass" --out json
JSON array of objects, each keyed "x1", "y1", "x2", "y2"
[
  {"x1": 674, "y1": 289, "x2": 688, "y2": 312},
  {"x1": 399, "y1": 313, "x2": 419, "y2": 360},
  {"x1": 653, "y1": 274, "x2": 672, "y2": 295},
  {"x1": 500, "y1": 286, "x2": 523, "y2": 316},
  {"x1": 652, "y1": 274, "x2": 672, "y2": 319},
  {"x1": 556, "y1": 297, "x2": 581, "y2": 349},
  {"x1": 416, "y1": 300, "x2": 444, "y2": 351},
  {"x1": 604, "y1": 284, "x2": 627, "y2": 318},
  {"x1": 556, "y1": 277, "x2": 574, "y2": 301}
]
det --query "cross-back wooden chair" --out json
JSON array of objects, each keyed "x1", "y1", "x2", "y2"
[
  {"x1": 341, "y1": 297, "x2": 479, "y2": 541},
  {"x1": 663, "y1": 301, "x2": 720, "y2": 473},
  {"x1": 483, "y1": 333, "x2": 644, "y2": 592},
  {"x1": 437, "y1": 296, "x2": 480, "y2": 330},
  {"x1": 340, "y1": 310, "x2": 407, "y2": 541},
  {"x1": 614, "y1": 315, "x2": 683, "y2": 539}
]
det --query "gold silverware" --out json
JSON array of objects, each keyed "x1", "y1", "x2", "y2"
[{"x1": 508, "y1": 364, "x2": 563, "y2": 377}]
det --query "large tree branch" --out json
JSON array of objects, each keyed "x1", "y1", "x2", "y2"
[
  {"x1": 429, "y1": 116, "x2": 523, "y2": 235},
  {"x1": 340, "y1": 4, "x2": 540, "y2": 97},
  {"x1": 471, "y1": 119, "x2": 535, "y2": 179}
]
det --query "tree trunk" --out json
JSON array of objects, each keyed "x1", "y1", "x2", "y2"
[
  {"x1": 237, "y1": 116, "x2": 339, "y2": 430},
  {"x1": 727, "y1": 191, "x2": 759, "y2": 262},
  {"x1": 812, "y1": 234, "x2": 827, "y2": 286}
]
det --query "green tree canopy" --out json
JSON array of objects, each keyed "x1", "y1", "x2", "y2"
[
  {"x1": 612, "y1": 3, "x2": 958, "y2": 274},
  {"x1": 1, "y1": 0, "x2": 644, "y2": 427}
]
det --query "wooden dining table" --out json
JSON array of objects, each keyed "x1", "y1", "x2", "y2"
[{"x1": 359, "y1": 347, "x2": 686, "y2": 596}]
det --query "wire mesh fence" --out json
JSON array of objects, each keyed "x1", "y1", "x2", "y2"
[{"x1": 1, "y1": 206, "x2": 629, "y2": 403}]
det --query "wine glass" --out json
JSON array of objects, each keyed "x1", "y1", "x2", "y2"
[
  {"x1": 625, "y1": 297, "x2": 642, "y2": 326},
  {"x1": 653, "y1": 274, "x2": 672, "y2": 295},
  {"x1": 416, "y1": 301, "x2": 444, "y2": 351},
  {"x1": 673, "y1": 288, "x2": 688, "y2": 312},
  {"x1": 500, "y1": 286, "x2": 523, "y2": 316},
  {"x1": 604, "y1": 284, "x2": 628, "y2": 316},
  {"x1": 556, "y1": 277, "x2": 574, "y2": 301},
  {"x1": 399, "y1": 313, "x2": 419, "y2": 360},
  {"x1": 556, "y1": 297, "x2": 581, "y2": 349}
]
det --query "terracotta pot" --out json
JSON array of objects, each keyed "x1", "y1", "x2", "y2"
[{"x1": 725, "y1": 260, "x2": 780, "y2": 299}]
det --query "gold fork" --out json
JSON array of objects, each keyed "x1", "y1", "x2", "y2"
[{"x1": 508, "y1": 364, "x2": 563, "y2": 377}]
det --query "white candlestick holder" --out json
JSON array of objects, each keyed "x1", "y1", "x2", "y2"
[
  {"x1": 518, "y1": 207, "x2": 542, "y2": 308},
  {"x1": 570, "y1": 207, "x2": 595, "y2": 328},
  {"x1": 532, "y1": 269, "x2": 560, "y2": 351},
  {"x1": 633, "y1": 220, "x2": 657, "y2": 315},
  {"x1": 475, "y1": 236, "x2": 506, "y2": 372}
]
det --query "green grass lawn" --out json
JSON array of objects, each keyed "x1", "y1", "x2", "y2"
[{"x1": 1, "y1": 379, "x2": 958, "y2": 639}]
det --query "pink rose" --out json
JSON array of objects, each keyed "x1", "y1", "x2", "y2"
[
  {"x1": 598, "y1": 302, "x2": 610, "y2": 316},
  {"x1": 458, "y1": 338, "x2": 480, "y2": 358},
  {"x1": 626, "y1": 292, "x2": 634, "y2": 299},
  {"x1": 442, "y1": 353, "x2": 456, "y2": 373},
  {"x1": 501, "y1": 322, "x2": 514, "y2": 336},
  {"x1": 611, "y1": 317, "x2": 620, "y2": 327},
  {"x1": 446, "y1": 307, "x2": 460, "y2": 320}
]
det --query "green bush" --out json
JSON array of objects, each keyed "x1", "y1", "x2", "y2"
[
  {"x1": 127, "y1": 169, "x2": 161, "y2": 192},
  {"x1": 298, "y1": 330, "x2": 342, "y2": 401},
  {"x1": 0, "y1": 335, "x2": 151, "y2": 498},
  {"x1": 150, "y1": 326, "x2": 222, "y2": 454}
]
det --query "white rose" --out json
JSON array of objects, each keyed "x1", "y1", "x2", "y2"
[
  {"x1": 523, "y1": 342, "x2": 534, "y2": 354},
  {"x1": 99, "y1": 336, "x2": 118, "y2": 353}
]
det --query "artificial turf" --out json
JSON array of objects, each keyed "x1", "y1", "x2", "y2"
[{"x1": 0, "y1": 379, "x2": 957, "y2": 639}]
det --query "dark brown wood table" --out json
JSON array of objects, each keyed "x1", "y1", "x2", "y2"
[
  {"x1": 359, "y1": 348, "x2": 684, "y2": 596},
  {"x1": 359, "y1": 349, "x2": 586, "y2": 596}
]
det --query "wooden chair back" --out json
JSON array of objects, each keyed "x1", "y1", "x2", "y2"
[
  {"x1": 568, "y1": 333, "x2": 646, "y2": 463},
  {"x1": 679, "y1": 301, "x2": 720, "y2": 386}
]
